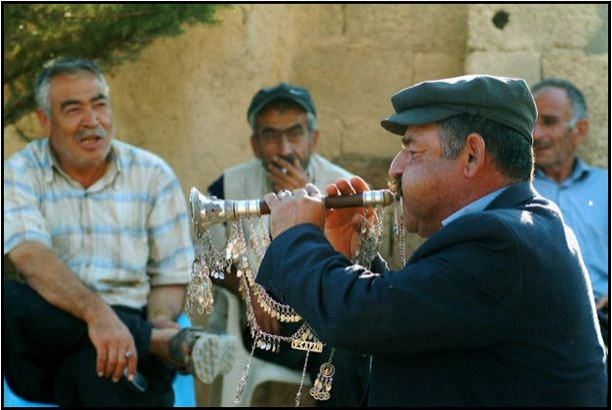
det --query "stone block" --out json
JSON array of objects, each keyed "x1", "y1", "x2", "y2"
[
  {"x1": 465, "y1": 51, "x2": 540, "y2": 84},
  {"x1": 468, "y1": 4, "x2": 602, "y2": 51},
  {"x1": 541, "y1": 52, "x2": 609, "y2": 168},
  {"x1": 413, "y1": 52, "x2": 465, "y2": 84},
  {"x1": 344, "y1": 4, "x2": 468, "y2": 52}
]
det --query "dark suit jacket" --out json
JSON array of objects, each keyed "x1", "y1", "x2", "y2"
[{"x1": 256, "y1": 182, "x2": 607, "y2": 406}]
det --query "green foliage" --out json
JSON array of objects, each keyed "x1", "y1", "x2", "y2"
[{"x1": 3, "y1": 4, "x2": 221, "y2": 126}]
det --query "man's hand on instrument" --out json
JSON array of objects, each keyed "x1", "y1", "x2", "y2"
[
  {"x1": 268, "y1": 156, "x2": 309, "y2": 192},
  {"x1": 324, "y1": 176, "x2": 375, "y2": 260},
  {"x1": 263, "y1": 184, "x2": 325, "y2": 239}
]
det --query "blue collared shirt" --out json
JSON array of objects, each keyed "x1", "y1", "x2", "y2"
[
  {"x1": 533, "y1": 158, "x2": 609, "y2": 299},
  {"x1": 442, "y1": 186, "x2": 510, "y2": 227}
]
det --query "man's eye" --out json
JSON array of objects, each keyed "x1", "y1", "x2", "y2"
[
  {"x1": 261, "y1": 131, "x2": 280, "y2": 141},
  {"x1": 540, "y1": 116, "x2": 559, "y2": 126},
  {"x1": 286, "y1": 127, "x2": 304, "y2": 139}
]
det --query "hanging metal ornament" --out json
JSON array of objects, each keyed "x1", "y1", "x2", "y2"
[{"x1": 188, "y1": 187, "x2": 398, "y2": 405}]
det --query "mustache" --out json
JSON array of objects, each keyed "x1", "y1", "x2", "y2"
[
  {"x1": 76, "y1": 127, "x2": 106, "y2": 140},
  {"x1": 387, "y1": 175, "x2": 403, "y2": 197},
  {"x1": 532, "y1": 141, "x2": 548, "y2": 149},
  {"x1": 277, "y1": 154, "x2": 309, "y2": 169}
]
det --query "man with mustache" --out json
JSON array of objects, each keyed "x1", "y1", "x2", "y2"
[
  {"x1": 257, "y1": 75, "x2": 607, "y2": 406},
  {"x1": 3, "y1": 58, "x2": 217, "y2": 406},
  {"x1": 531, "y1": 78, "x2": 608, "y2": 324},
  {"x1": 206, "y1": 82, "x2": 369, "y2": 406},
  {"x1": 531, "y1": 78, "x2": 609, "y2": 404}
]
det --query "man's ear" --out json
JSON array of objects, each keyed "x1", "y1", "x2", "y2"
[
  {"x1": 463, "y1": 133, "x2": 486, "y2": 178},
  {"x1": 250, "y1": 135, "x2": 261, "y2": 158},
  {"x1": 573, "y1": 117, "x2": 589, "y2": 146},
  {"x1": 310, "y1": 129, "x2": 320, "y2": 151},
  {"x1": 36, "y1": 108, "x2": 51, "y2": 137}
]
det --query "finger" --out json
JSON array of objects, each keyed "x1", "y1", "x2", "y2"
[
  {"x1": 125, "y1": 349, "x2": 138, "y2": 382},
  {"x1": 268, "y1": 167, "x2": 295, "y2": 189},
  {"x1": 292, "y1": 188, "x2": 308, "y2": 198},
  {"x1": 112, "y1": 349, "x2": 129, "y2": 383},
  {"x1": 105, "y1": 348, "x2": 119, "y2": 378},
  {"x1": 96, "y1": 347, "x2": 107, "y2": 377},
  {"x1": 336, "y1": 178, "x2": 357, "y2": 196},
  {"x1": 352, "y1": 213, "x2": 363, "y2": 231},
  {"x1": 273, "y1": 156, "x2": 303, "y2": 172},
  {"x1": 325, "y1": 183, "x2": 340, "y2": 197},
  {"x1": 292, "y1": 156, "x2": 304, "y2": 171},
  {"x1": 350, "y1": 176, "x2": 370, "y2": 194},
  {"x1": 263, "y1": 192, "x2": 280, "y2": 210},
  {"x1": 268, "y1": 163, "x2": 290, "y2": 177},
  {"x1": 304, "y1": 183, "x2": 322, "y2": 198}
]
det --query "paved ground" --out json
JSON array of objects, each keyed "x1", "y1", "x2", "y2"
[{"x1": 195, "y1": 379, "x2": 315, "y2": 407}]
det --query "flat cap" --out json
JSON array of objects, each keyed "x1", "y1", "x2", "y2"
[
  {"x1": 381, "y1": 75, "x2": 536, "y2": 142},
  {"x1": 247, "y1": 82, "x2": 316, "y2": 122}
]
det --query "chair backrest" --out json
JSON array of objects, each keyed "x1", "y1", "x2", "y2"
[{"x1": 209, "y1": 287, "x2": 310, "y2": 406}]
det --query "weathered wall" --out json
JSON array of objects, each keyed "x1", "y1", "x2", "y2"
[
  {"x1": 2, "y1": 4, "x2": 608, "y2": 405},
  {"x1": 3, "y1": 4, "x2": 608, "y2": 267},
  {"x1": 466, "y1": 3, "x2": 609, "y2": 167}
]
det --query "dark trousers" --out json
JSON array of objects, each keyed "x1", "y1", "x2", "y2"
[
  {"x1": 3, "y1": 280, "x2": 175, "y2": 407},
  {"x1": 243, "y1": 321, "x2": 370, "y2": 407}
]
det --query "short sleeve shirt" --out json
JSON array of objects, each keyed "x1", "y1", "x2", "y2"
[{"x1": 3, "y1": 139, "x2": 194, "y2": 309}]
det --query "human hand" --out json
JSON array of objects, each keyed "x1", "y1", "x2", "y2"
[
  {"x1": 87, "y1": 306, "x2": 138, "y2": 383},
  {"x1": 324, "y1": 176, "x2": 375, "y2": 260},
  {"x1": 596, "y1": 294, "x2": 608, "y2": 320},
  {"x1": 263, "y1": 184, "x2": 325, "y2": 239},
  {"x1": 268, "y1": 156, "x2": 309, "y2": 192},
  {"x1": 251, "y1": 296, "x2": 281, "y2": 335}
]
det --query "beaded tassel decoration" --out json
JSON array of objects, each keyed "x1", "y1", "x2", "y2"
[
  {"x1": 353, "y1": 205, "x2": 385, "y2": 268},
  {"x1": 310, "y1": 348, "x2": 336, "y2": 401},
  {"x1": 190, "y1": 194, "x2": 390, "y2": 405},
  {"x1": 393, "y1": 195, "x2": 407, "y2": 266}
]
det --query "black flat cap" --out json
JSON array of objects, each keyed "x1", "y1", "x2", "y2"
[
  {"x1": 381, "y1": 75, "x2": 536, "y2": 142},
  {"x1": 247, "y1": 82, "x2": 316, "y2": 122}
]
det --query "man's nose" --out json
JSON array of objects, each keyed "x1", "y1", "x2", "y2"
[
  {"x1": 278, "y1": 136, "x2": 293, "y2": 156},
  {"x1": 81, "y1": 106, "x2": 99, "y2": 127},
  {"x1": 388, "y1": 151, "x2": 405, "y2": 178},
  {"x1": 532, "y1": 122, "x2": 545, "y2": 141}
]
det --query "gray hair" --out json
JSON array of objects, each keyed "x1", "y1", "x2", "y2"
[
  {"x1": 531, "y1": 78, "x2": 588, "y2": 126},
  {"x1": 35, "y1": 58, "x2": 109, "y2": 116},
  {"x1": 249, "y1": 98, "x2": 318, "y2": 137},
  {"x1": 437, "y1": 114, "x2": 534, "y2": 183}
]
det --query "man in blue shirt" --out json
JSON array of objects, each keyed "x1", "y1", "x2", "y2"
[{"x1": 531, "y1": 78, "x2": 608, "y2": 319}]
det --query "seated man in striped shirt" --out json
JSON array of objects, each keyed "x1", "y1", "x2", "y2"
[{"x1": 3, "y1": 58, "x2": 219, "y2": 406}]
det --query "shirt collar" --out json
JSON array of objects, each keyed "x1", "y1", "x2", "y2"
[
  {"x1": 44, "y1": 139, "x2": 121, "y2": 187},
  {"x1": 442, "y1": 185, "x2": 510, "y2": 227},
  {"x1": 534, "y1": 157, "x2": 590, "y2": 185}
]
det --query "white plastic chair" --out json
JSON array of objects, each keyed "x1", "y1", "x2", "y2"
[{"x1": 209, "y1": 287, "x2": 310, "y2": 406}]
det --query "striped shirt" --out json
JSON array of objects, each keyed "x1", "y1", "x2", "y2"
[{"x1": 3, "y1": 138, "x2": 194, "y2": 309}]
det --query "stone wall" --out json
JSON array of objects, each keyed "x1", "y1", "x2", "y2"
[
  {"x1": 466, "y1": 3, "x2": 609, "y2": 167},
  {"x1": 4, "y1": 4, "x2": 608, "y2": 266}
]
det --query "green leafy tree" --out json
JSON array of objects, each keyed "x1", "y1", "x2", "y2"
[{"x1": 3, "y1": 3, "x2": 222, "y2": 130}]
